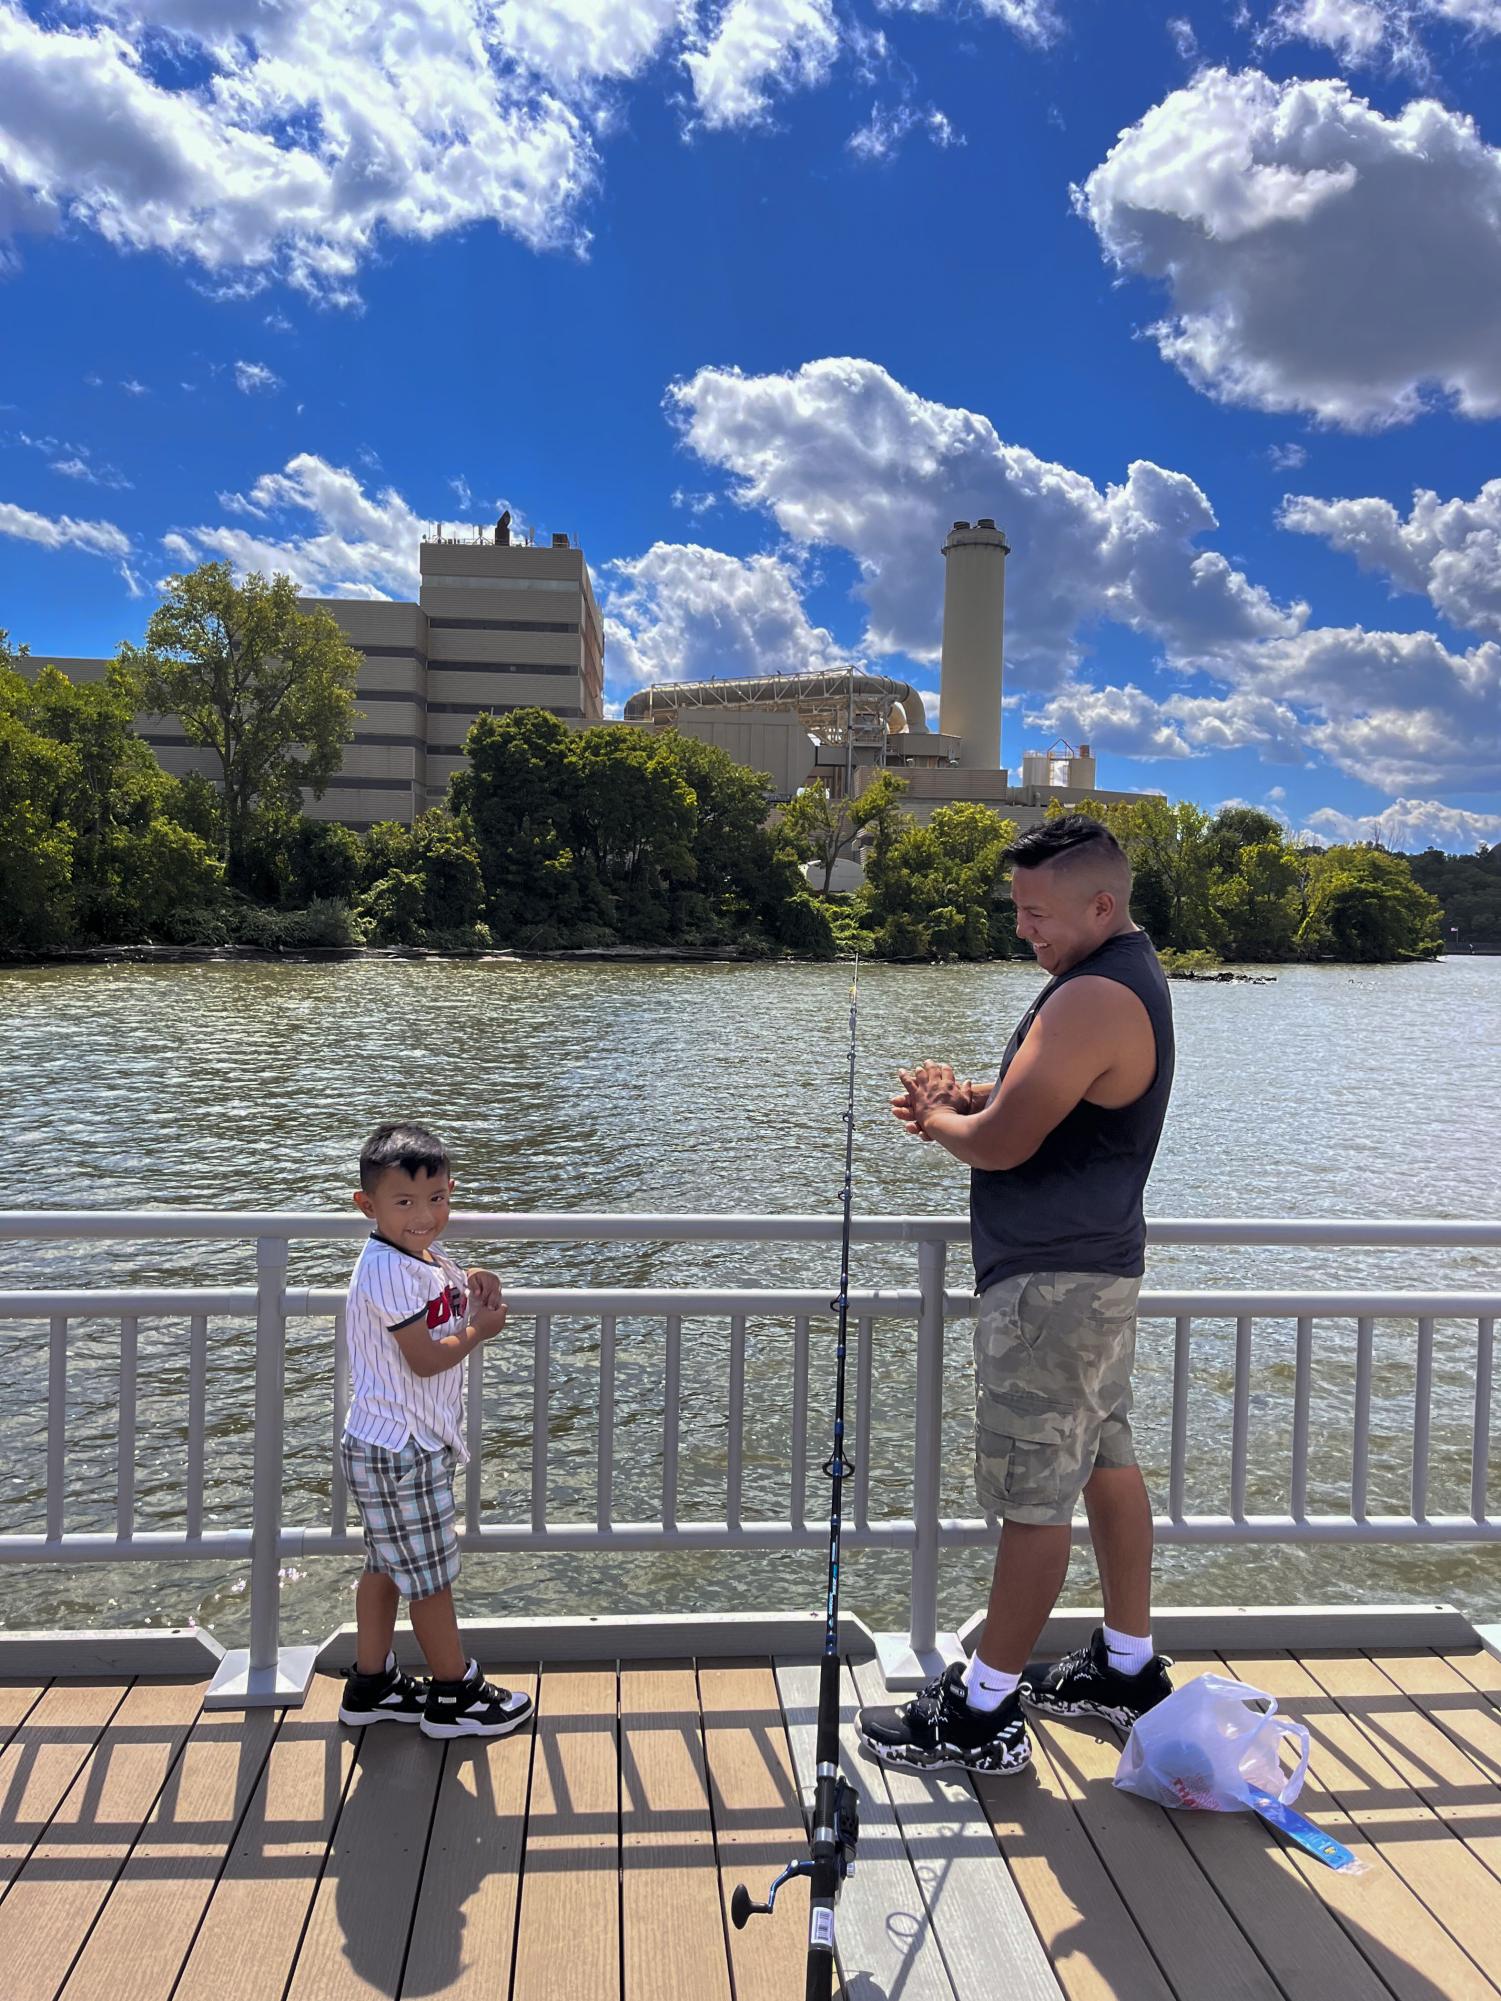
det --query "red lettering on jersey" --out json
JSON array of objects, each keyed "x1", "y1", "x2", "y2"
[{"x1": 426, "y1": 1285, "x2": 466, "y2": 1332}]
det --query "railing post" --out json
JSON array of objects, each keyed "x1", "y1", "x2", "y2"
[
  {"x1": 205, "y1": 1234, "x2": 318, "y2": 1708},
  {"x1": 874, "y1": 1236, "x2": 960, "y2": 1689}
]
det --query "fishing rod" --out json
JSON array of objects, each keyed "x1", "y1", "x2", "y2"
[{"x1": 732, "y1": 958, "x2": 862, "y2": 2001}]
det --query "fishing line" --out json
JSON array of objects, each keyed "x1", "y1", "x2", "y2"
[{"x1": 732, "y1": 958, "x2": 862, "y2": 2001}]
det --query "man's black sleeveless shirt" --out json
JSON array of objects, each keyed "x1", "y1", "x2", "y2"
[{"x1": 970, "y1": 930, "x2": 1175, "y2": 1290}]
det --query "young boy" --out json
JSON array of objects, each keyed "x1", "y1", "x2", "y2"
[{"x1": 337, "y1": 1120, "x2": 535, "y2": 1740}]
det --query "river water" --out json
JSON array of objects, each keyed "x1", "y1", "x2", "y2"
[{"x1": 1, "y1": 955, "x2": 1497, "y2": 1645}]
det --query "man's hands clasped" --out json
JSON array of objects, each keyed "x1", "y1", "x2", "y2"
[{"x1": 891, "y1": 1062, "x2": 979, "y2": 1140}]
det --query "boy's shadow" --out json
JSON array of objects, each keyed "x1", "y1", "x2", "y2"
[{"x1": 333, "y1": 1717, "x2": 530, "y2": 1996}]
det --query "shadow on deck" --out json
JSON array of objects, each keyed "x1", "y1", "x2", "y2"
[{"x1": 2, "y1": 1643, "x2": 1501, "y2": 2000}]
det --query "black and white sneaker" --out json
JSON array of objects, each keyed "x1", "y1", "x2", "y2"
[
  {"x1": 1021, "y1": 1627, "x2": 1173, "y2": 1731},
  {"x1": 420, "y1": 1660, "x2": 535, "y2": 1740},
  {"x1": 339, "y1": 1654, "x2": 428, "y2": 1728},
  {"x1": 856, "y1": 1662, "x2": 1031, "y2": 1776}
]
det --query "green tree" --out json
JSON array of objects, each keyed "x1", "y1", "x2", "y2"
[
  {"x1": 1403, "y1": 844, "x2": 1501, "y2": 947},
  {"x1": 357, "y1": 813, "x2": 486, "y2": 943},
  {"x1": 1211, "y1": 839, "x2": 1301, "y2": 961},
  {"x1": 777, "y1": 770, "x2": 907, "y2": 895},
  {"x1": 1, "y1": 649, "x2": 223, "y2": 946},
  {"x1": 450, "y1": 708, "x2": 595, "y2": 941},
  {"x1": 122, "y1": 563, "x2": 359, "y2": 888},
  {"x1": 863, "y1": 801, "x2": 1018, "y2": 960},
  {"x1": 1296, "y1": 846, "x2": 1443, "y2": 962}
]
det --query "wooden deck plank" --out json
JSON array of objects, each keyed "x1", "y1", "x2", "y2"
[
  {"x1": 620, "y1": 1664, "x2": 732, "y2": 2001},
  {"x1": 285, "y1": 1698, "x2": 448, "y2": 1999},
  {"x1": 848, "y1": 1657, "x2": 1062, "y2": 2001},
  {"x1": 174, "y1": 1672, "x2": 356, "y2": 2001},
  {"x1": 1225, "y1": 1652, "x2": 1501, "y2": 2001},
  {"x1": 1443, "y1": 1650, "x2": 1501, "y2": 1704},
  {"x1": 0, "y1": 1680, "x2": 128, "y2": 1897},
  {"x1": 0, "y1": 1676, "x2": 205, "y2": 2001},
  {"x1": 1031, "y1": 1707, "x2": 1283, "y2": 1999},
  {"x1": 510, "y1": 1665, "x2": 621, "y2": 2001},
  {"x1": 398, "y1": 1668, "x2": 538, "y2": 2001},
  {"x1": 59, "y1": 1702, "x2": 281, "y2": 2001},
  {"x1": 698, "y1": 1662, "x2": 810, "y2": 2001},
  {"x1": 0, "y1": 1684, "x2": 46, "y2": 1751},
  {"x1": 975, "y1": 1705, "x2": 1175, "y2": 2001},
  {"x1": 1365, "y1": 1653, "x2": 1501, "y2": 1803},
  {"x1": 1148, "y1": 1656, "x2": 1396, "y2": 2001},
  {"x1": 1292, "y1": 1652, "x2": 1501, "y2": 1975},
  {"x1": 776, "y1": 1658, "x2": 956, "y2": 2001}
]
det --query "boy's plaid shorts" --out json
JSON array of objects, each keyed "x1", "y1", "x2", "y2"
[{"x1": 340, "y1": 1435, "x2": 460, "y2": 1600}]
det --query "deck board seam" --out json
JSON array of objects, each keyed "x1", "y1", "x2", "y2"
[
  {"x1": 1022, "y1": 1716, "x2": 1190, "y2": 2000},
  {"x1": 393, "y1": 1727, "x2": 450, "y2": 2001},
  {"x1": 161, "y1": 1702, "x2": 289, "y2": 2001},
  {"x1": 692, "y1": 1657, "x2": 740, "y2": 2001},
  {"x1": 502, "y1": 1664, "x2": 544, "y2": 2001},
  {"x1": 0, "y1": 1684, "x2": 51, "y2": 1757},
  {"x1": 0, "y1": 1677, "x2": 136, "y2": 1917},
  {"x1": 48, "y1": 1685, "x2": 211, "y2": 2001},
  {"x1": 275, "y1": 1687, "x2": 365, "y2": 2001},
  {"x1": 1360, "y1": 1650, "x2": 1501, "y2": 1895}
]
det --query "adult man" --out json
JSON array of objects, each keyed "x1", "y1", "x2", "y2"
[{"x1": 858, "y1": 814, "x2": 1175, "y2": 1776}]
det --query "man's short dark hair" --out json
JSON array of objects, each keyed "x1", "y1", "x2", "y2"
[
  {"x1": 1005, "y1": 815, "x2": 1128, "y2": 874},
  {"x1": 359, "y1": 1122, "x2": 452, "y2": 1193}
]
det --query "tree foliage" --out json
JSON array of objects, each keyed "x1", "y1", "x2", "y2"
[{"x1": 121, "y1": 563, "x2": 359, "y2": 887}]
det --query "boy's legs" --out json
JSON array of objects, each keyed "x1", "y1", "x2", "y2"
[
  {"x1": 409, "y1": 1586, "x2": 467, "y2": 1683},
  {"x1": 355, "y1": 1571, "x2": 401, "y2": 1675}
]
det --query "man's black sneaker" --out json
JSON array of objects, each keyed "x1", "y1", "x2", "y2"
[
  {"x1": 1021, "y1": 1627, "x2": 1173, "y2": 1731},
  {"x1": 856, "y1": 1662, "x2": 1031, "y2": 1776},
  {"x1": 420, "y1": 1661, "x2": 535, "y2": 1740},
  {"x1": 338, "y1": 1655, "x2": 428, "y2": 1728}
]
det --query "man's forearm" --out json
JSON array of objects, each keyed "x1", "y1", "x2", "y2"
[{"x1": 920, "y1": 1104, "x2": 1006, "y2": 1169}]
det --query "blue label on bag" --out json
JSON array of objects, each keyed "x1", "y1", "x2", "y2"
[{"x1": 1244, "y1": 1787, "x2": 1359, "y2": 1872}]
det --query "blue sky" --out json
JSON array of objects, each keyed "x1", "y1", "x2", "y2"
[{"x1": 4, "y1": 0, "x2": 1501, "y2": 850}]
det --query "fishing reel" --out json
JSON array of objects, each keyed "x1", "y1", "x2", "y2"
[{"x1": 730, "y1": 1775, "x2": 861, "y2": 1928}]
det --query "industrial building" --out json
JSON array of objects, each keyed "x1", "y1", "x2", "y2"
[
  {"x1": 30, "y1": 510, "x2": 1154, "y2": 837},
  {"x1": 626, "y1": 518, "x2": 1157, "y2": 831},
  {"x1": 30, "y1": 524, "x2": 605, "y2": 828}
]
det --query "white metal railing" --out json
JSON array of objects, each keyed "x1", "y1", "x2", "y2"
[{"x1": 0, "y1": 1211, "x2": 1497, "y2": 1703}]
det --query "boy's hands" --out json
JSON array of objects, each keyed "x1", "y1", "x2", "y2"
[{"x1": 467, "y1": 1268, "x2": 508, "y2": 1343}]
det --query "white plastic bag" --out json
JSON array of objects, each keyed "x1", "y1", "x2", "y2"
[{"x1": 1114, "y1": 1673, "x2": 1311, "y2": 1813}]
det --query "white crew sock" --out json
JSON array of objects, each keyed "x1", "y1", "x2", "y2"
[
  {"x1": 962, "y1": 1654, "x2": 1021, "y2": 1713},
  {"x1": 1102, "y1": 1624, "x2": 1154, "y2": 1676}
]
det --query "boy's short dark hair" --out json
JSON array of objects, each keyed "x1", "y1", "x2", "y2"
[
  {"x1": 1005, "y1": 815, "x2": 1129, "y2": 875},
  {"x1": 359, "y1": 1122, "x2": 452, "y2": 1193}
]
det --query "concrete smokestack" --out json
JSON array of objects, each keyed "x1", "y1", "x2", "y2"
[{"x1": 939, "y1": 517, "x2": 1008, "y2": 770}]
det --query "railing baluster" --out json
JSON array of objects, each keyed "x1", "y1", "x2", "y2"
[
  {"x1": 1229, "y1": 1315, "x2": 1252, "y2": 1522},
  {"x1": 465, "y1": 1344, "x2": 484, "y2": 1534},
  {"x1": 855, "y1": 1315, "x2": 873, "y2": 1532},
  {"x1": 1290, "y1": 1315, "x2": 1313, "y2": 1522},
  {"x1": 662, "y1": 1314, "x2": 681, "y2": 1531},
  {"x1": 46, "y1": 1315, "x2": 67, "y2": 1544},
  {"x1": 1169, "y1": 1314, "x2": 1191, "y2": 1523},
  {"x1": 118, "y1": 1315, "x2": 139, "y2": 1540},
  {"x1": 727, "y1": 1313, "x2": 746, "y2": 1531},
  {"x1": 248, "y1": 1235, "x2": 289, "y2": 1685},
  {"x1": 1352, "y1": 1314, "x2": 1374, "y2": 1521},
  {"x1": 791, "y1": 1315, "x2": 809, "y2": 1531},
  {"x1": 910, "y1": 1240, "x2": 947, "y2": 1656},
  {"x1": 1473, "y1": 1317, "x2": 1494, "y2": 1524},
  {"x1": 597, "y1": 1314, "x2": 616, "y2": 1532},
  {"x1": 1412, "y1": 1315, "x2": 1434, "y2": 1522},
  {"x1": 188, "y1": 1313, "x2": 208, "y2": 1541},
  {"x1": 328, "y1": 1308, "x2": 348, "y2": 1535},
  {"x1": 531, "y1": 1313, "x2": 551, "y2": 1532}
]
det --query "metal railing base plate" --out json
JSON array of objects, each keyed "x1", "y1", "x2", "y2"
[
  {"x1": 205, "y1": 1643, "x2": 321, "y2": 1709},
  {"x1": 873, "y1": 1629, "x2": 966, "y2": 1690}
]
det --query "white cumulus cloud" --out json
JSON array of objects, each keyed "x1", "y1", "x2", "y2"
[
  {"x1": 1075, "y1": 67, "x2": 1501, "y2": 429},
  {"x1": 0, "y1": 496, "x2": 131, "y2": 561},
  {"x1": 1280, "y1": 480, "x2": 1501, "y2": 637},
  {"x1": 1302, "y1": 797, "x2": 1501, "y2": 850},
  {"x1": 604, "y1": 540, "x2": 856, "y2": 688},
  {"x1": 682, "y1": 0, "x2": 840, "y2": 130}
]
